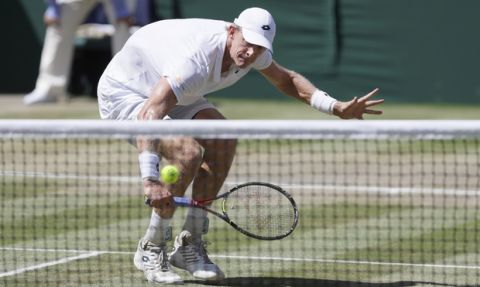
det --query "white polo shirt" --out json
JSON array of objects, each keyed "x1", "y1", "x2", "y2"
[{"x1": 98, "y1": 18, "x2": 272, "y2": 119}]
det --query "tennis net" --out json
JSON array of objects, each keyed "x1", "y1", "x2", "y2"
[{"x1": 1, "y1": 119, "x2": 479, "y2": 286}]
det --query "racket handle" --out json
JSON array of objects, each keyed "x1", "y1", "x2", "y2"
[
  {"x1": 173, "y1": 197, "x2": 194, "y2": 207},
  {"x1": 144, "y1": 196, "x2": 193, "y2": 207}
]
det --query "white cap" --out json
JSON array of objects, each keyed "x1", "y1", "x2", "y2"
[{"x1": 234, "y1": 7, "x2": 276, "y2": 53}]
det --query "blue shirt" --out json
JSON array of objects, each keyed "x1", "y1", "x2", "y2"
[{"x1": 45, "y1": 0, "x2": 131, "y2": 21}]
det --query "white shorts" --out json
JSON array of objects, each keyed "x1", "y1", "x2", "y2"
[{"x1": 98, "y1": 75, "x2": 216, "y2": 120}]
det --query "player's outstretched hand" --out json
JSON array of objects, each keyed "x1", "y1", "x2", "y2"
[
  {"x1": 143, "y1": 179, "x2": 175, "y2": 218},
  {"x1": 332, "y1": 88, "x2": 384, "y2": 120}
]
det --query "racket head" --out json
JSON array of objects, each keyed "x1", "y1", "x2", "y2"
[{"x1": 221, "y1": 182, "x2": 299, "y2": 240}]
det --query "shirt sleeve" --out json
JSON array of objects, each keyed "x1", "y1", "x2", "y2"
[
  {"x1": 110, "y1": 0, "x2": 130, "y2": 19},
  {"x1": 164, "y1": 59, "x2": 208, "y2": 105},
  {"x1": 251, "y1": 50, "x2": 273, "y2": 70},
  {"x1": 44, "y1": 0, "x2": 60, "y2": 20}
]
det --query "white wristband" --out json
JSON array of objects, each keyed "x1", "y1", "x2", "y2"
[
  {"x1": 310, "y1": 90, "x2": 337, "y2": 114},
  {"x1": 138, "y1": 151, "x2": 160, "y2": 181}
]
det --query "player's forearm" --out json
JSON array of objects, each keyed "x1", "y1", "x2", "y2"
[
  {"x1": 135, "y1": 102, "x2": 166, "y2": 153},
  {"x1": 263, "y1": 61, "x2": 337, "y2": 114},
  {"x1": 136, "y1": 100, "x2": 168, "y2": 182},
  {"x1": 136, "y1": 79, "x2": 178, "y2": 153},
  {"x1": 277, "y1": 69, "x2": 338, "y2": 114},
  {"x1": 283, "y1": 69, "x2": 317, "y2": 104},
  {"x1": 263, "y1": 62, "x2": 319, "y2": 104}
]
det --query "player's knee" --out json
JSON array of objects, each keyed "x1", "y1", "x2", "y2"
[
  {"x1": 203, "y1": 138, "x2": 237, "y2": 160},
  {"x1": 223, "y1": 139, "x2": 237, "y2": 156},
  {"x1": 182, "y1": 142, "x2": 204, "y2": 165}
]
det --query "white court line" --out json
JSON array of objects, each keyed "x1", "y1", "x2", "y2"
[
  {"x1": 212, "y1": 255, "x2": 480, "y2": 270},
  {"x1": 1, "y1": 247, "x2": 479, "y2": 272},
  {"x1": 1, "y1": 170, "x2": 479, "y2": 196},
  {"x1": 0, "y1": 171, "x2": 137, "y2": 183},
  {"x1": 0, "y1": 251, "x2": 104, "y2": 278},
  {"x1": 0, "y1": 247, "x2": 131, "y2": 255}
]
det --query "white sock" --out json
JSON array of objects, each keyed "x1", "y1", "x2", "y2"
[
  {"x1": 182, "y1": 207, "x2": 209, "y2": 240},
  {"x1": 144, "y1": 210, "x2": 172, "y2": 245}
]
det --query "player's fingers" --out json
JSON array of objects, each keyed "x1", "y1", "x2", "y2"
[
  {"x1": 337, "y1": 98, "x2": 352, "y2": 112},
  {"x1": 150, "y1": 197, "x2": 173, "y2": 210},
  {"x1": 359, "y1": 88, "x2": 380, "y2": 102},
  {"x1": 346, "y1": 97, "x2": 358, "y2": 108},
  {"x1": 365, "y1": 99, "x2": 385, "y2": 107},
  {"x1": 153, "y1": 203, "x2": 174, "y2": 218},
  {"x1": 364, "y1": 109, "x2": 383, "y2": 115},
  {"x1": 144, "y1": 195, "x2": 151, "y2": 206},
  {"x1": 367, "y1": 88, "x2": 380, "y2": 96}
]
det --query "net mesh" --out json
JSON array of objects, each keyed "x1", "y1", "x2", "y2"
[{"x1": 1, "y1": 120, "x2": 479, "y2": 286}]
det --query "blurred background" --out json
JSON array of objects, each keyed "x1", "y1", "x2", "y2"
[{"x1": 2, "y1": 0, "x2": 480, "y2": 118}]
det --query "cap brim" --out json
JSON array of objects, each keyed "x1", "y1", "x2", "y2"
[{"x1": 242, "y1": 28, "x2": 273, "y2": 53}]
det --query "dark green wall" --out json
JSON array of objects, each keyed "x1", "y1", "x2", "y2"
[
  {"x1": 3, "y1": 0, "x2": 45, "y2": 93},
  {"x1": 333, "y1": 0, "x2": 480, "y2": 103},
  {"x1": 4, "y1": 0, "x2": 480, "y2": 103}
]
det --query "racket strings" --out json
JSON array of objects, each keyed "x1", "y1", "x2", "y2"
[{"x1": 226, "y1": 185, "x2": 296, "y2": 238}]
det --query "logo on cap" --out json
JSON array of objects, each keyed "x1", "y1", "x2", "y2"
[{"x1": 261, "y1": 25, "x2": 271, "y2": 31}]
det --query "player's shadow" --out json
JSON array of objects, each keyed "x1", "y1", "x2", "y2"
[{"x1": 186, "y1": 277, "x2": 471, "y2": 287}]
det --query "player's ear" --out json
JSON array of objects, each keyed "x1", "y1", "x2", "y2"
[{"x1": 227, "y1": 24, "x2": 238, "y2": 38}]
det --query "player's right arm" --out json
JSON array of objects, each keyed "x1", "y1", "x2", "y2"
[
  {"x1": 136, "y1": 77, "x2": 178, "y2": 217},
  {"x1": 136, "y1": 77, "x2": 177, "y2": 151}
]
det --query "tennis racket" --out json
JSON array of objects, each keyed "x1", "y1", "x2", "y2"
[{"x1": 146, "y1": 182, "x2": 299, "y2": 240}]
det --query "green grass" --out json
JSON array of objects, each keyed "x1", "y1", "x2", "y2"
[
  {"x1": 2, "y1": 173, "x2": 480, "y2": 286},
  {"x1": 1, "y1": 95, "x2": 480, "y2": 286},
  {"x1": 1, "y1": 94, "x2": 480, "y2": 119},
  {"x1": 212, "y1": 99, "x2": 480, "y2": 120},
  {"x1": 1, "y1": 193, "x2": 144, "y2": 245}
]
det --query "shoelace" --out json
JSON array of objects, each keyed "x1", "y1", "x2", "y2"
[
  {"x1": 182, "y1": 240, "x2": 213, "y2": 265},
  {"x1": 145, "y1": 245, "x2": 170, "y2": 272}
]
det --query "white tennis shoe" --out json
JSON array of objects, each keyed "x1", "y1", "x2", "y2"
[
  {"x1": 169, "y1": 230, "x2": 225, "y2": 281},
  {"x1": 134, "y1": 239, "x2": 183, "y2": 284},
  {"x1": 23, "y1": 89, "x2": 59, "y2": 105}
]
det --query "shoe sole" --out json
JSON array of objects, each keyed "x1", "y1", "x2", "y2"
[
  {"x1": 170, "y1": 258, "x2": 224, "y2": 281},
  {"x1": 133, "y1": 252, "x2": 144, "y2": 271}
]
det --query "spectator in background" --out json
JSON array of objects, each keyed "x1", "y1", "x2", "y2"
[{"x1": 24, "y1": 0, "x2": 136, "y2": 105}]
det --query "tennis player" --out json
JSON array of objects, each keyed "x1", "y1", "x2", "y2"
[{"x1": 97, "y1": 7, "x2": 384, "y2": 284}]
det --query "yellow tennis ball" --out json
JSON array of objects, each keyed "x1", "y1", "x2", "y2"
[{"x1": 160, "y1": 165, "x2": 180, "y2": 184}]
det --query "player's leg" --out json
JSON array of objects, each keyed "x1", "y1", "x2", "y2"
[
  {"x1": 98, "y1": 70, "x2": 190, "y2": 284},
  {"x1": 157, "y1": 137, "x2": 204, "y2": 198},
  {"x1": 187, "y1": 108, "x2": 236, "y2": 236},
  {"x1": 170, "y1": 107, "x2": 236, "y2": 281},
  {"x1": 135, "y1": 136, "x2": 203, "y2": 284}
]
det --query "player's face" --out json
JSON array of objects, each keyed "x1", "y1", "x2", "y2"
[{"x1": 230, "y1": 30, "x2": 266, "y2": 68}]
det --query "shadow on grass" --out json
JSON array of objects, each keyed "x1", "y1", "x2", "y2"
[{"x1": 185, "y1": 277, "x2": 471, "y2": 287}]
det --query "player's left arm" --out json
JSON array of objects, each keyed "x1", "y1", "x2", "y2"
[{"x1": 259, "y1": 60, "x2": 384, "y2": 119}]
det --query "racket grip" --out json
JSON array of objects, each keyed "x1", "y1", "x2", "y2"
[{"x1": 173, "y1": 197, "x2": 193, "y2": 207}]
